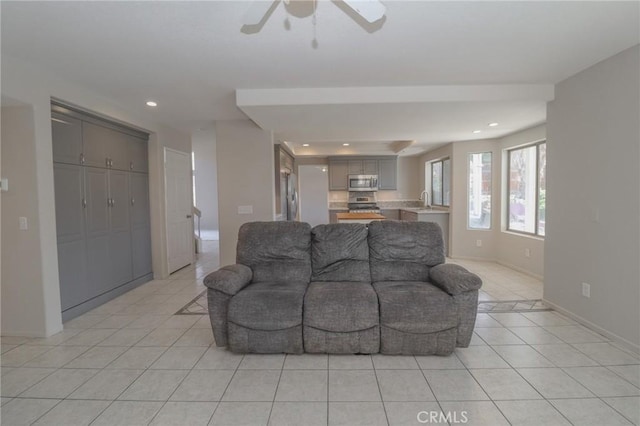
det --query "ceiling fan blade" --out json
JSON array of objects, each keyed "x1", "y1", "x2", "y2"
[
  {"x1": 341, "y1": 0, "x2": 386, "y2": 24},
  {"x1": 242, "y1": 0, "x2": 281, "y2": 26}
]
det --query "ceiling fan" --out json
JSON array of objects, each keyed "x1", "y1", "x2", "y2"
[{"x1": 242, "y1": 0, "x2": 386, "y2": 32}]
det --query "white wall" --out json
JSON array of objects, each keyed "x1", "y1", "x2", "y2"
[
  {"x1": 215, "y1": 119, "x2": 274, "y2": 266},
  {"x1": 1, "y1": 105, "x2": 61, "y2": 337},
  {"x1": 192, "y1": 127, "x2": 219, "y2": 233},
  {"x1": 1, "y1": 55, "x2": 190, "y2": 336},
  {"x1": 449, "y1": 139, "x2": 500, "y2": 261},
  {"x1": 545, "y1": 45, "x2": 639, "y2": 350}
]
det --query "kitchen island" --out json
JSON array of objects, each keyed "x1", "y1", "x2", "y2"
[{"x1": 336, "y1": 212, "x2": 386, "y2": 224}]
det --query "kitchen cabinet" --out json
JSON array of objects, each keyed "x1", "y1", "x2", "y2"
[
  {"x1": 329, "y1": 209, "x2": 349, "y2": 223},
  {"x1": 329, "y1": 160, "x2": 349, "y2": 190},
  {"x1": 52, "y1": 105, "x2": 151, "y2": 320},
  {"x1": 400, "y1": 209, "x2": 450, "y2": 255},
  {"x1": 348, "y1": 159, "x2": 378, "y2": 175},
  {"x1": 379, "y1": 209, "x2": 400, "y2": 220},
  {"x1": 328, "y1": 156, "x2": 397, "y2": 191},
  {"x1": 377, "y1": 158, "x2": 398, "y2": 190}
]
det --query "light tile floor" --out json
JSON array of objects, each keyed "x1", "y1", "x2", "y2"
[{"x1": 1, "y1": 242, "x2": 639, "y2": 425}]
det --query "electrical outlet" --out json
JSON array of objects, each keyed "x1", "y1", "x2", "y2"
[
  {"x1": 476, "y1": 239, "x2": 482, "y2": 247},
  {"x1": 582, "y1": 282, "x2": 591, "y2": 298},
  {"x1": 525, "y1": 248, "x2": 531, "y2": 258},
  {"x1": 237, "y1": 205, "x2": 253, "y2": 215},
  {"x1": 19, "y1": 216, "x2": 28, "y2": 230}
]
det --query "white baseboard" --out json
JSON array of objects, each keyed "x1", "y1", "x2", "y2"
[
  {"x1": 450, "y1": 256, "x2": 543, "y2": 281},
  {"x1": 543, "y1": 299, "x2": 640, "y2": 355},
  {"x1": 495, "y1": 260, "x2": 543, "y2": 281}
]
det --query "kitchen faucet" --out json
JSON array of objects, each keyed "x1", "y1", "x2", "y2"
[{"x1": 419, "y1": 190, "x2": 431, "y2": 208}]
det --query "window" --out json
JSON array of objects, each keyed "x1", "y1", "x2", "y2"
[
  {"x1": 468, "y1": 152, "x2": 492, "y2": 229},
  {"x1": 507, "y1": 141, "x2": 546, "y2": 236},
  {"x1": 431, "y1": 158, "x2": 450, "y2": 207}
]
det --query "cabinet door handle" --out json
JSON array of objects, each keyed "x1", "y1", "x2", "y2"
[
  {"x1": 80, "y1": 153, "x2": 85, "y2": 165},
  {"x1": 131, "y1": 198, "x2": 135, "y2": 206},
  {"x1": 109, "y1": 159, "x2": 114, "y2": 168},
  {"x1": 130, "y1": 161, "x2": 134, "y2": 170},
  {"x1": 106, "y1": 157, "x2": 110, "y2": 168},
  {"x1": 107, "y1": 198, "x2": 111, "y2": 207},
  {"x1": 82, "y1": 198, "x2": 87, "y2": 208},
  {"x1": 111, "y1": 198, "x2": 115, "y2": 207}
]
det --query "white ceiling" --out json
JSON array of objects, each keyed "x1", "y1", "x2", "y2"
[{"x1": 2, "y1": 1, "x2": 638, "y2": 156}]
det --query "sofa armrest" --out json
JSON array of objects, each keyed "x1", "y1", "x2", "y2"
[
  {"x1": 430, "y1": 264, "x2": 482, "y2": 296},
  {"x1": 204, "y1": 264, "x2": 253, "y2": 296}
]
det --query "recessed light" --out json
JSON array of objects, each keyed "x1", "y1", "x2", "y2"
[
  {"x1": 146, "y1": 101, "x2": 158, "y2": 107},
  {"x1": 302, "y1": 143, "x2": 310, "y2": 147},
  {"x1": 343, "y1": 143, "x2": 350, "y2": 146},
  {"x1": 472, "y1": 130, "x2": 481, "y2": 134},
  {"x1": 488, "y1": 122, "x2": 499, "y2": 127}
]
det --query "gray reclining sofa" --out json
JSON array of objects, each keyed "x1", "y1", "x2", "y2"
[{"x1": 204, "y1": 220, "x2": 482, "y2": 355}]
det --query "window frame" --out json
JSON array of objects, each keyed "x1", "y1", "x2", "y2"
[
  {"x1": 506, "y1": 140, "x2": 546, "y2": 237},
  {"x1": 431, "y1": 157, "x2": 451, "y2": 207},
  {"x1": 467, "y1": 151, "x2": 492, "y2": 230}
]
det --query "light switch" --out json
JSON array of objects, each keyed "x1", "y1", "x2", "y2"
[
  {"x1": 238, "y1": 205, "x2": 253, "y2": 215},
  {"x1": 0, "y1": 178, "x2": 8, "y2": 192},
  {"x1": 19, "y1": 216, "x2": 28, "y2": 230}
]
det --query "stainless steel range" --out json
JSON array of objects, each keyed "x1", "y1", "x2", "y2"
[{"x1": 348, "y1": 191, "x2": 380, "y2": 213}]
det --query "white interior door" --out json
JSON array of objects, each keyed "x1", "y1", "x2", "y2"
[{"x1": 164, "y1": 148, "x2": 193, "y2": 274}]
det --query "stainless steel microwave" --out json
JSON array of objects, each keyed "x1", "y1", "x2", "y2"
[{"x1": 348, "y1": 174, "x2": 378, "y2": 191}]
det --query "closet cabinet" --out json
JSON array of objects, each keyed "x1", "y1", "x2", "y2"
[{"x1": 52, "y1": 104, "x2": 152, "y2": 320}]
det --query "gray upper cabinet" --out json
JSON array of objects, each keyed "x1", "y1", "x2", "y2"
[
  {"x1": 348, "y1": 159, "x2": 378, "y2": 175},
  {"x1": 83, "y1": 122, "x2": 110, "y2": 168},
  {"x1": 128, "y1": 136, "x2": 148, "y2": 173},
  {"x1": 329, "y1": 156, "x2": 397, "y2": 190},
  {"x1": 85, "y1": 167, "x2": 110, "y2": 237},
  {"x1": 329, "y1": 160, "x2": 349, "y2": 190},
  {"x1": 378, "y1": 158, "x2": 398, "y2": 190},
  {"x1": 82, "y1": 122, "x2": 130, "y2": 171},
  {"x1": 52, "y1": 113, "x2": 83, "y2": 165}
]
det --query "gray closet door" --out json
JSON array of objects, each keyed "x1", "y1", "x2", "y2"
[
  {"x1": 54, "y1": 164, "x2": 85, "y2": 242},
  {"x1": 54, "y1": 164, "x2": 88, "y2": 310},
  {"x1": 130, "y1": 173, "x2": 149, "y2": 228},
  {"x1": 108, "y1": 170, "x2": 133, "y2": 286},
  {"x1": 84, "y1": 167, "x2": 111, "y2": 297},
  {"x1": 52, "y1": 113, "x2": 83, "y2": 165},
  {"x1": 128, "y1": 136, "x2": 148, "y2": 173},
  {"x1": 132, "y1": 226, "x2": 152, "y2": 278},
  {"x1": 130, "y1": 173, "x2": 151, "y2": 278}
]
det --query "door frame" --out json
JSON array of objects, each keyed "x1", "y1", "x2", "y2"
[{"x1": 163, "y1": 147, "x2": 194, "y2": 274}]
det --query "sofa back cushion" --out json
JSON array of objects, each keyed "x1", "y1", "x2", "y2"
[
  {"x1": 311, "y1": 223, "x2": 371, "y2": 282},
  {"x1": 368, "y1": 221, "x2": 445, "y2": 282},
  {"x1": 236, "y1": 221, "x2": 312, "y2": 283}
]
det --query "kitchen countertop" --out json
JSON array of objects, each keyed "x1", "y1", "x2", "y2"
[
  {"x1": 336, "y1": 212, "x2": 386, "y2": 220},
  {"x1": 401, "y1": 208, "x2": 450, "y2": 214}
]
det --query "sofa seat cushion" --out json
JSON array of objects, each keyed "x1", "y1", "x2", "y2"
[
  {"x1": 304, "y1": 282, "x2": 379, "y2": 332},
  {"x1": 373, "y1": 281, "x2": 457, "y2": 334},
  {"x1": 228, "y1": 281, "x2": 307, "y2": 331}
]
